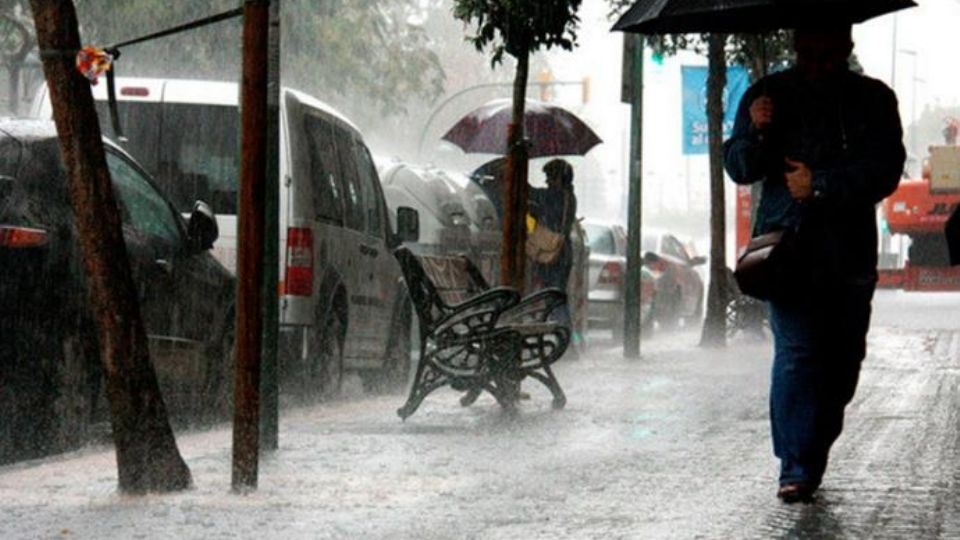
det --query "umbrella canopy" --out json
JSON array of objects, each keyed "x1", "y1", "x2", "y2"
[
  {"x1": 613, "y1": 0, "x2": 917, "y2": 34},
  {"x1": 442, "y1": 99, "x2": 602, "y2": 159}
]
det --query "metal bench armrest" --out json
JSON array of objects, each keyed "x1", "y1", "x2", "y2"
[{"x1": 498, "y1": 288, "x2": 567, "y2": 324}]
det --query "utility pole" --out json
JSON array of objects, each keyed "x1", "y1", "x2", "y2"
[
  {"x1": 622, "y1": 33, "x2": 644, "y2": 359},
  {"x1": 260, "y1": 0, "x2": 280, "y2": 453},
  {"x1": 233, "y1": 0, "x2": 270, "y2": 492}
]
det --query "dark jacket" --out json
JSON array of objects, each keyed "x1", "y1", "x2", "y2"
[
  {"x1": 529, "y1": 185, "x2": 577, "y2": 270},
  {"x1": 724, "y1": 68, "x2": 906, "y2": 284}
]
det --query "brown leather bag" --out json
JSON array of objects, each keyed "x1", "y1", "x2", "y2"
[{"x1": 733, "y1": 229, "x2": 800, "y2": 301}]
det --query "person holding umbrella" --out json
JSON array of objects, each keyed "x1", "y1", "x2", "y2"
[
  {"x1": 528, "y1": 158, "x2": 578, "y2": 330},
  {"x1": 724, "y1": 24, "x2": 906, "y2": 503}
]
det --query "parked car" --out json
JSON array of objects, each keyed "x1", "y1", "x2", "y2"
[
  {"x1": 0, "y1": 119, "x2": 234, "y2": 463},
  {"x1": 582, "y1": 220, "x2": 655, "y2": 338},
  {"x1": 32, "y1": 78, "x2": 420, "y2": 395},
  {"x1": 641, "y1": 227, "x2": 706, "y2": 329},
  {"x1": 376, "y1": 160, "x2": 501, "y2": 284},
  {"x1": 583, "y1": 220, "x2": 706, "y2": 335}
]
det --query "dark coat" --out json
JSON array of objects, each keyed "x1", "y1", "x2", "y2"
[
  {"x1": 724, "y1": 68, "x2": 906, "y2": 284},
  {"x1": 528, "y1": 185, "x2": 577, "y2": 285}
]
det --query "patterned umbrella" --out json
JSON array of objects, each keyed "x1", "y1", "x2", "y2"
[{"x1": 441, "y1": 99, "x2": 602, "y2": 159}]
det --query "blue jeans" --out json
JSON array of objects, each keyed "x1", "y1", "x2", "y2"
[{"x1": 767, "y1": 283, "x2": 874, "y2": 488}]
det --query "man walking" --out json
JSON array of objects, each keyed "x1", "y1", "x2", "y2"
[{"x1": 724, "y1": 24, "x2": 906, "y2": 503}]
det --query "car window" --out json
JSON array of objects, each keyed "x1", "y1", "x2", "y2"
[
  {"x1": 335, "y1": 130, "x2": 365, "y2": 233},
  {"x1": 352, "y1": 141, "x2": 383, "y2": 238},
  {"x1": 96, "y1": 101, "x2": 240, "y2": 215},
  {"x1": 662, "y1": 235, "x2": 689, "y2": 262},
  {"x1": 584, "y1": 224, "x2": 615, "y2": 255},
  {"x1": 106, "y1": 151, "x2": 182, "y2": 246},
  {"x1": 304, "y1": 115, "x2": 345, "y2": 224}
]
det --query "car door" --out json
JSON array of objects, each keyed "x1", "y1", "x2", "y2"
[
  {"x1": 106, "y1": 150, "x2": 226, "y2": 354},
  {"x1": 333, "y1": 126, "x2": 377, "y2": 359},
  {"x1": 352, "y1": 139, "x2": 396, "y2": 360},
  {"x1": 660, "y1": 234, "x2": 701, "y2": 315}
]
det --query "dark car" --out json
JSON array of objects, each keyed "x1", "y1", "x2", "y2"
[{"x1": 0, "y1": 120, "x2": 234, "y2": 463}]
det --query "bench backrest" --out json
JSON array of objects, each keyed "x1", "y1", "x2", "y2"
[{"x1": 394, "y1": 247, "x2": 489, "y2": 330}]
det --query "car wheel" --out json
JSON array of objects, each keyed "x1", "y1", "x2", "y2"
[{"x1": 307, "y1": 309, "x2": 344, "y2": 401}]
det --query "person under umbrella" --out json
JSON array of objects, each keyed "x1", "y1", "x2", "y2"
[
  {"x1": 724, "y1": 24, "x2": 905, "y2": 503},
  {"x1": 528, "y1": 158, "x2": 578, "y2": 330}
]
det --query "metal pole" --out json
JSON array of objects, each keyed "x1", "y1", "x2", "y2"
[
  {"x1": 260, "y1": 0, "x2": 281, "y2": 453},
  {"x1": 623, "y1": 34, "x2": 644, "y2": 359},
  {"x1": 233, "y1": 0, "x2": 269, "y2": 492}
]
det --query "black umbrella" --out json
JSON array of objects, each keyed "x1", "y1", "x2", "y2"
[{"x1": 613, "y1": 0, "x2": 917, "y2": 34}]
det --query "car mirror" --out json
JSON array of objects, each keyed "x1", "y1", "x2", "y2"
[
  {"x1": 188, "y1": 200, "x2": 219, "y2": 251},
  {"x1": 396, "y1": 206, "x2": 419, "y2": 243},
  {"x1": 642, "y1": 251, "x2": 661, "y2": 265},
  {"x1": 690, "y1": 255, "x2": 707, "y2": 266}
]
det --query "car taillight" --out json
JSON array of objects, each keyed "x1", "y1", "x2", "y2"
[
  {"x1": 284, "y1": 227, "x2": 313, "y2": 296},
  {"x1": 120, "y1": 87, "x2": 149, "y2": 97},
  {"x1": 0, "y1": 225, "x2": 48, "y2": 248},
  {"x1": 598, "y1": 261, "x2": 623, "y2": 285}
]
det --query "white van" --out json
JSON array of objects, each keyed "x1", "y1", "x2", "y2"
[{"x1": 31, "y1": 78, "x2": 417, "y2": 391}]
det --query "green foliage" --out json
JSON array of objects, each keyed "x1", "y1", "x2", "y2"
[
  {"x1": 71, "y1": 0, "x2": 444, "y2": 116},
  {"x1": 452, "y1": 0, "x2": 582, "y2": 65}
]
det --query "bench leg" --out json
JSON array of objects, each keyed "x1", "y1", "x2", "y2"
[
  {"x1": 397, "y1": 352, "x2": 449, "y2": 420},
  {"x1": 459, "y1": 387, "x2": 482, "y2": 407},
  {"x1": 525, "y1": 365, "x2": 567, "y2": 410}
]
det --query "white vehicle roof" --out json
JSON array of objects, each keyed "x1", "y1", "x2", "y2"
[{"x1": 32, "y1": 77, "x2": 362, "y2": 136}]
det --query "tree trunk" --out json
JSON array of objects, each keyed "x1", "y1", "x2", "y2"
[
  {"x1": 29, "y1": 0, "x2": 191, "y2": 493},
  {"x1": 233, "y1": 0, "x2": 271, "y2": 491},
  {"x1": 700, "y1": 33, "x2": 728, "y2": 347},
  {"x1": 499, "y1": 49, "x2": 530, "y2": 292}
]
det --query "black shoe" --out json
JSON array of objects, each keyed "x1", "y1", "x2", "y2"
[{"x1": 777, "y1": 483, "x2": 816, "y2": 504}]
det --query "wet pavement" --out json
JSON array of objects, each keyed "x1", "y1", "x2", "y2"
[{"x1": 1, "y1": 290, "x2": 960, "y2": 539}]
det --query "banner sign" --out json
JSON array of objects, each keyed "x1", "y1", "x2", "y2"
[{"x1": 681, "y1": 65, "x2": 749, "y2": 155}]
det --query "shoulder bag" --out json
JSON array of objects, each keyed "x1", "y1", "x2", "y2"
[
  {"x1": 525, "y1": 192, "x2": 569, "y2": 265},
  {"x1": 733, "y1": 227, "x2": 802, "y2": 301}
]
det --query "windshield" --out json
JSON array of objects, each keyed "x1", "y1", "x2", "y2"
[
  {"x1": 584, "y1": 223, "x2": 616, "y2": 255},
  {"x1": 95, "y1": 101, "x2": 239, "y2": 214}
]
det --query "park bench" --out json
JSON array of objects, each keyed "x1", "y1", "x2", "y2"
[{"x1": 394, "y1": 247, "x2": 568, "y2": 419}]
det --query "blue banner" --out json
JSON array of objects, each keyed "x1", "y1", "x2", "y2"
[{"x1": 681, "y1": 65, "x2": 749, "y2": 155}]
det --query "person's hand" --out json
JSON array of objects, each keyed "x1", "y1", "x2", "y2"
[
  {"x1": 749, "y1": 96, "x2": 774, "y2": 130},
  {"x1": 784, "y1": 158, "x2": 813, "y2": 200}
]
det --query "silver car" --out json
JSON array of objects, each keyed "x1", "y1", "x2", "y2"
[{"x1": 583, "y1": 220, "x2": 655, "y2": 339}]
